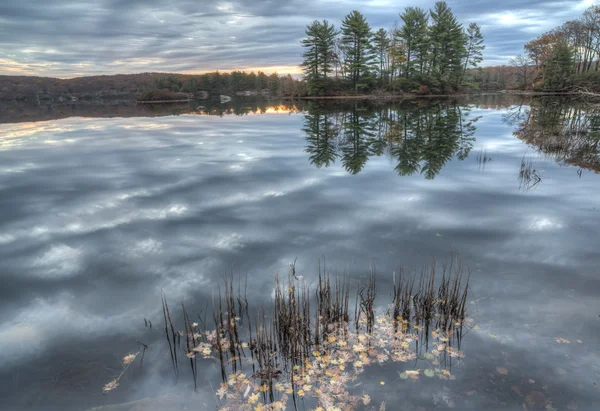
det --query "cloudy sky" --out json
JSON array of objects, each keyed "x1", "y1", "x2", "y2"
[{"x1": 0, "y1": 0, "x2": 595, "y2": 78}]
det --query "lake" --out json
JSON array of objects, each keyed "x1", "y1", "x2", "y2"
[{"x1": 0, "y1": 96, "x2": 599, "y2": 411}]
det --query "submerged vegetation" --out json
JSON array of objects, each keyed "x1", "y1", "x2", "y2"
[{"x1": 104, "y1": 258, "x2": 472, "y2": 410}]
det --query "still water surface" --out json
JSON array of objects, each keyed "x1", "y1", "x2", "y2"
[{"x1": 0, "y1": 97, "x2": 599, "y2": 410}]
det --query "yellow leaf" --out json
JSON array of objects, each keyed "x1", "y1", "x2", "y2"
[
  {"x1": 297, "y1": 389, "x2": 305, "y2": 397},
  {"x1": 380, "y1": 381, "x2": 385, "y2": 385},
  {"x1": 496, "y1": 367, "x2": 508, "y2": 376},
  {"x1": 248, "y1": 392, "x2": 260, "y2": 404}
]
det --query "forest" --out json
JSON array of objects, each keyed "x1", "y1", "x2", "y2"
[
  {"x1": 300, "y1": 1, "x2": 484, "y2": 95},
  {"x1": 299, "y1": 2, "x2": 600, "y2": 95},
  {"x1": 472, "y1": 5, "x2": 600, "y2": 92},
  {"x1": 0, "y1": 71, "x2": 306, "y2": 101}
]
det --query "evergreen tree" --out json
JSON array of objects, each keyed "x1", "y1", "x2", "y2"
[
  {"x1": 542, "y1": 42, "x2": 574, "y2": 90},
  {"x1": 372, "y1": 28, "x2": 391, "y2": 86},
  {"x1": 301, "y1": 20, "x2": 338, "y2": 95},
  {"x1": 397, "y1": 7, "x2": 429, "y2": 78},
  {"x1": 341, "y1": 11, "x2": 375, "y2": 93},
  {"x1": 318, "y1": 20, "x2": 338, "y2": 80},
  {"x1": 461, "y1": 23, "x2": 485, "y2": 85},
  {"x1": 428, "y1": 1, "x2": 466, "y2": 88}
]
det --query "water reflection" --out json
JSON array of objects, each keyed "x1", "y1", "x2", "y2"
[
  {"x1": 506, "y1": 99, "x2": 600, "y2": 173},
  {"x1": 1, "y1": 96, "x2": 600, "y2": 411},
  {"x1": 303, "y1": 102, "x2": 481, "y2": 178}
]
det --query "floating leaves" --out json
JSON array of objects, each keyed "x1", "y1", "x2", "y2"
[
  {"x1": 496, "y1": 367, "x2": 509, "y2": 376},
  {"x1": 216, "y1": 386, "x2": 227, "y2": 400},
  {"x1": 102, "y1": 379, "x2": 119, "y2": 393},
  {"x1": 362, "y1": 394, "x2": 371, "y2": 405},
  {"x1": 122, "y1": 353, "x2": 136, "y2": 365},
  {"x1": 148, "y1": 262, "x2": 471, "y2": 411},
  {"x1": 555, "y1": 338, "x2": 570, "y2": 344}
]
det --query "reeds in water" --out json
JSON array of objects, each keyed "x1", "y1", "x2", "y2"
[
  {"x1": 109, "y1": 257, "x2": 472, "y2": 410},
  {"x1": 519, "y1": 155, "x2": 542, "y2": 190}
]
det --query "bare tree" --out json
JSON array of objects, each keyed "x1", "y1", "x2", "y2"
[{"x1": 510, "y1": 54, "x2": 535, "y2": 89}]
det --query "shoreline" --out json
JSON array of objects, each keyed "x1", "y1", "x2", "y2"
[{"x1": 294, "y1": 91, "x2": 588, "y2": 101}]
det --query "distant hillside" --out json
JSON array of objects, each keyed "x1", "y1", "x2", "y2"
[{"x1": 0, "y1": 71, "x2": 306, "y2": 101}]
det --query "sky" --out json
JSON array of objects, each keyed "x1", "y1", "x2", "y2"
[{"x1": 0, "y1": 0, "x2": 595, "y2": 78}]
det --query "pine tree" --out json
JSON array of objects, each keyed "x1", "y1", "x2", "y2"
[
  {"x1": 341, "y1": 11, "x2": 375, "y2": 93},
  {"x1": 428, "y1": 1, "x2": 466, "y2": 88},
  {"x1": 461, "y1": 23, "x2": 485, "y2": 85},
  {"x1": 542, "y1": 42, "x2": 574, "y2": 90},
  {"x1": 318, "y1": 20, "x2": 338, "y2": 80},
  {"x1": 372, "y1": 28, "x2": 391, "y2": 86},
  {"x1": 397, "y1": 7, "x2": 429, "y2": 78},
  {"x1": 301, "y1": 20, "x2": 338, "y2": 95}
]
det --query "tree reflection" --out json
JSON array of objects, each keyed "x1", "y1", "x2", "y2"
[
  {"x1": 509, "y1": 99, "x2": 600, "y2": 172},
  {"x1": 303, "y1": 101, "x2": 480, "y2": 179}
]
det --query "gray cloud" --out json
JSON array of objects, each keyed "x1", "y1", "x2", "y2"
[{"x1": 0, "y1": 0, "x2": 592, "y2": 77}]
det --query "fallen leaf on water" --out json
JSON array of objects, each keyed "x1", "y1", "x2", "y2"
[
  {"x1": 399, "y1": 372, "x2": 408, "y2": 380},
  {"x1": 362, "y1": 394, "x2": 371, "y2": 405},
  {"x1": 489, "y1": 333, "x2": 497, "y2": 339},
  {"x1": 528, "y1": 378, "x2": 535, "y2": 384},
  {"x1": 496, "y1": 367, "x2": 509, "y2": 376},
  {"x1": 555, "y1": 337, "x2": 570, "y2": 344},
  {"x1": 248, "y1": 392, "x2": 260, "y2": 404},
  {"x1": 216, "y1": 387, "x2": 227, "y2": 400},
  {"x1": 576, "y1": 340, "x2": 582, "y2": 344},
  {"x1": 424, "y1": 369, "x2": 435, "y2": 378}
]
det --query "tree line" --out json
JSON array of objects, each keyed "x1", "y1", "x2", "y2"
[
  {"x1": 153, "y1": 71, "x2": 306, "y2": 97},
  {"x1": 507, "y1": 5, "x2": 600, "y2": 91},
  {"x1": 300, "y1": 1, "x2": 484, "y2": 96}
]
